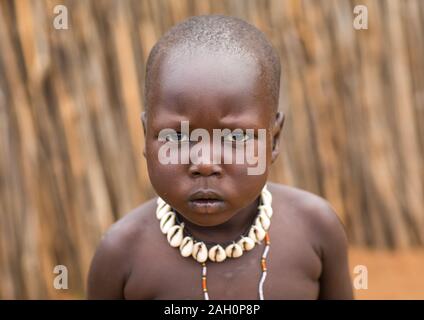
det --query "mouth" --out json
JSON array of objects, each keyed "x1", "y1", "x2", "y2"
[{"x1": 188, "y1": 190, "x2": 225, "y2": 213}]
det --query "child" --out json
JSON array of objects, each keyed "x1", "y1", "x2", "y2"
[{"x1": 87, "y1": 15, "x2": 353, "y2": 300}]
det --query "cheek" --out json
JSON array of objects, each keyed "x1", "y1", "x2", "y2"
[
  {"x1": 145, "y1": 140, "x2": 185, "y2": 185},
  {"x1": 223, "y1": 150, "x2": 268, "y2": 198},
  {"x1": 226, "y1": 173, "x2": 267, "y2": 209},
  {"x1": 147, "y1": 163, "x2": 188, "y2": 203},
  {"x1": 224, "y1": 138, "x2": 271, "y2": 176}
]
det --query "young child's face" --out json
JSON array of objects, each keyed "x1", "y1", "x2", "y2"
[{"x1": 143, "y1": 50, "x2": 278, "y2": 227}]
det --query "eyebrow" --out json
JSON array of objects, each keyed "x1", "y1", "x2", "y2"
[
  {"x1": 149, "y1": 108, "x2": 268, "y2": 130},
  {"x1": 218, "y1": 115, "x2": 267, "y2": 130},
  {"x1": 152, "y1": 118, "x2": 266, "y2": 130},
  {"x1": 150, "y1": 116, "x2": 190, "y2": 129}
]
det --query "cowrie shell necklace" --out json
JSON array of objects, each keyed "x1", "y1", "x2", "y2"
[{"x1": 156, "y1": 185, "x2": 272, "y2": 300}]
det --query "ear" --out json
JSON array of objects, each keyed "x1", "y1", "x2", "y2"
[
  {"x1": 141, "y1": 112, "x2": 147, "y2": 158},
  {"x1": 271, "y1": 111, "x2": 285, "y2": 163}
]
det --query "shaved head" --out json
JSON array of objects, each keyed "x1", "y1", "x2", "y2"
[{"x1": 144, "y1": 15, "x2": 281, "y2": 113}]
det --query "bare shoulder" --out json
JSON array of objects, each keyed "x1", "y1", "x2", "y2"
[
  {"x1": 100, "y1": 197, "x2": 158, "y2": 250},
  {"x1": 267, "y1": 182, "x2": 348, "y2": 256},
  {"x1": 86, "y1": 197, "x2": 157, "y2": 299},
  {"x1": 267, "y1": 182, "x2": 353, "y2": 298}
]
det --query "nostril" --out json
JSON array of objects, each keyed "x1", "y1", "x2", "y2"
[{"x1": 189, "y1": 163, "x2": 222, "y2": 177}]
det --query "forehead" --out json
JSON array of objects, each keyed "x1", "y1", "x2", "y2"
[{"x1": 148, "y1": 50, "x2": 271, "y2": 127}]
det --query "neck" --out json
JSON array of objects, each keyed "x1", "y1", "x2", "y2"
[{"x1": 176, "y1": 197, "x2": 260, "y2": 246}]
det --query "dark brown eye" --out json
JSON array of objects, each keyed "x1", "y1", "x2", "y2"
[
  {"x1": 224, "y1": 132, "x2": 252, "y2": 142},
  {"x1": 164, "y1": 132, "x2": 189, "y2": 142}
]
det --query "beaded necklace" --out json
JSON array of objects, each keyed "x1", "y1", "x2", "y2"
[{"x1": 156, "y1": 185, "x2": 273, "y2": 300}]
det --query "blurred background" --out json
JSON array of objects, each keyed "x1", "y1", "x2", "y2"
[{"x1": 1, "y1": 0, "x2": 423, "y2": 299}]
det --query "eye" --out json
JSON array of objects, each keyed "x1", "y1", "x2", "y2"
[
  {"x1": 164, "y1": 132, "x2": 189, "y2": 142},
  {"x1": 224, "y1": 132, "x2": 253, "y2": 143}
]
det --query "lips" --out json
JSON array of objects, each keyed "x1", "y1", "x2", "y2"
[
  {"x1": 189, "y1": 190, "x2": 223, "y2": 201},
  {"x1": 188, "y1": 190, "x2": 225, "y2": 213}
]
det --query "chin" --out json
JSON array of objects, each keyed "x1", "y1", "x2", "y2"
[{"x1": 182, "y1": 211, "x2": 232, "y2": 227}]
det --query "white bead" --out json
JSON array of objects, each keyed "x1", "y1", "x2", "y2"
[
  {"x1": 156, "y1": 204, "x2": 171, "y2": 220},
  {"x1": 249, "y1": 225, "x2": 266, "y2": 243},
  {"x1": 166, "y1": 224, "x2": 184, "y2": 247},
  {"x1": 237, "y1": 236, "x2": 255, "y2": 251},
  {"x1": 160, "y1": 211, "x2": 175, "y2": 234},
  {"x1": 225, "y1": 243, "x2": 243, "y2": 258},
  {"x1": 192, "y1": 242, "x2": 208, "y2": 263},
  {"x1": 256, "y1": 211, "x2": 271, "y2": 231},
  {"x1": 208, "y1": 245, "x2": 226, "y2": 262},
  {"x1": 179, "y1": 236, "x2": 194, "y2": 257}
]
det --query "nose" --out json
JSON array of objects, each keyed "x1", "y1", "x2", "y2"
[
  {"x1": 189, "y1": 162, "x2": 223, "y2": 177},
  {"x1": 188, "y1": 144, "x2": 223, "y2": 177}
]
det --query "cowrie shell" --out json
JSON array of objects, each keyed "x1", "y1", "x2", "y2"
[
  {"x1": 166, "y1": 223, "x2": 184, "y2": 247},
  {"x1": 192, "y1": 242, "x2": 208, "y2": 263},
  {"x1": 259, "y1": 205, "x2": 273, "y2": 219},
  {"x1": 255, "y1": 211, "x2": 271, "y2": 231},
  {"x1": 261, "y1": 188, "x2": 272, "y2": 206},
  {"x1": 160, "y1": 211, "x2": 175, "y2": 234},
  {"x1": 225, "y1": 243, "x2": 243, "y2": 258},
  {"x1": 249, "y1": 225, "x2": 266, "y2": 243},
  {"x1": 208, "y1": 245, "x2": 226, "y2": 262},
  {"x1": 156, "y1": 204, "x2": 171, "y2": 220},
  {"x1": 156, "y1": 198, "x2": 168, "y2": 214},
  {"x1": 237, "y1": 236, "x2": 255, "y2": 251},
  {"x1": 157, "y1": 197, "x2": 166, "y2": 207},
  {"x1": 180, "y1": 236, "x2": 194, "y2": 257}
]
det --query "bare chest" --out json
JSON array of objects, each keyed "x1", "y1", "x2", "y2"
[{"x1": 124, "y1": 233, "x2": 321, "y2": 300}]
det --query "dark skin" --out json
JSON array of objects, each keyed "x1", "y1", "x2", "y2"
[{"x1": 87, "y1": 50, "x2": 353, "y2": 299}]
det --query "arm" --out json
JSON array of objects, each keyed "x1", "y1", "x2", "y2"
[
  {"x1": 316, "y1": 203, "x2": 354, "y2": 299},
  {"x1": 86, "y1": 231, "x2": 129, "y2": 299}
]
